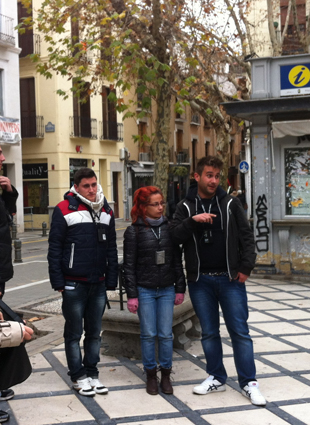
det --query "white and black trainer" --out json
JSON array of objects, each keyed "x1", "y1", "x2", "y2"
[
  {"x1": 242, "y1": 381, "x2": 266, "y2": 406},
  {"x1": 72, "y1": 377, "x2": 96, "y2": 397},
  {"x1": 89, "y1": 378, "x2": 108, "y2": 394},
  {"x1": 193, "y1": 375, "x2": 226, "y2": 395}
]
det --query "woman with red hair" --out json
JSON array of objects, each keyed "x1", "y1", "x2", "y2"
[{"x1": 123, "y1": 186, "x2": 186, "y2": 395}]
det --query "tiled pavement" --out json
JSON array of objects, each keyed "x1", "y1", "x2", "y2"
[{"x1": 3, "y1": 276, "x2": 310, "y2": 425}]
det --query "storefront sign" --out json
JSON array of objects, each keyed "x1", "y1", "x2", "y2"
[
  {"x1": 280, "y1": 63, "x2": 310, "y2": 96},
  {"x1": 0, "y1": 116, "x2": 21, "y2": 144},
  {"x1": 23, "y1": 163, "x2": 48, "y2": 179}
]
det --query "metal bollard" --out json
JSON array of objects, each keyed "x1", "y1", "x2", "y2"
[
  {"x1": 14, "y1": 239, "x2": 23, "y2": 263},
  {"x1": 11, "y1": 223, "x2": 17, "y2": 240},
  {"x1": 42, "y1": 221, "x2": 47, "y2": 237}
]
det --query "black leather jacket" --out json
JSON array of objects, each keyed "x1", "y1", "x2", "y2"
[
  {"x1": 123, "y1": 217, "x2": 186, "y2": 299},
  {"x1": 171, "y1": 184, "x2": 256, "y2": 282}
]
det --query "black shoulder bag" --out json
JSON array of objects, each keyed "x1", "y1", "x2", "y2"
[{"x1": 0, "y1": 299, "x2": 32, "y2": 390}]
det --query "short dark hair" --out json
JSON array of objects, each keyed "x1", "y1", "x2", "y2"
[
  {"x1": 74, "y1": 168, "x2": 97, "y2": 185},
  {"x1": 195, "y1": 156, "x2": 223, "y2": 176}
]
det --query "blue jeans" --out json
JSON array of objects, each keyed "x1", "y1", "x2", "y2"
[
  {"x1": 188, "y1": 275, "x2": 256, "y2": 388},
  {"x1": 137, "y1": 286, "x2": 175, "y2": 370},
  {"x1": 62, "y1": 282, "x2": 107, "y2": 382}
]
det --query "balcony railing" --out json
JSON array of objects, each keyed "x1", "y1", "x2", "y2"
[
  {"x1": 0, "y1": 14, "x2": 15, "y2": 46},
  {"x1": 99, "y1": 121, "x2": 123, "y2": 141},
  {"x1": 176, "y1": 149, "x2": 189, "y2": 163},
  {"x1": 70, "y1": 116, "x2": 97, "y2": 139},
  {"x1": 139, "y1": 151, "x2": 152, "y2": 162},
  {"x1": 19, "y1": 33, "x2": 41, "y2": 58},
  {"x1": 21, "y1": 115, "x2": 44, "y2": 138}
]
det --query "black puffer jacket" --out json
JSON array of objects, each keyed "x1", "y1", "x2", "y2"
[
  {"x1": 171, "y1": 183, "x2": 256, "y2": 281},
  {"x1": 0, "y1": 187, "x2": 18, "y2": 283},
  {"x1": 123, "y1": 217, "x2": 186, "y2": 299}
]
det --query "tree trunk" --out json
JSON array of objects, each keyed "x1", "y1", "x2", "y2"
[
  {"x1": 214, "y1": 128, "x2": 230, "y2": 190},
  {"x1": 152, "y1": 81, "x2": 171, "y2": 199}
]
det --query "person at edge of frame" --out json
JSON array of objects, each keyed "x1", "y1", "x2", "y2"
[
  {"x1": 0, "y1": 145, "x2": 20, "y2": 417},
  {"x1": 170, "y1": 155, "x2": 266, "y2": 407},
  {"x1": 47, "y1": 167, "x2": 118, "y2": 397},
  {"x1": 0, "y1": 311, "x2": 33, "y2": 424},
  {"x1": 123, "y1": 186, "x2": 186, "y2": 396}
]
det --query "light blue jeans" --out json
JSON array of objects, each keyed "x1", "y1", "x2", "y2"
[
  {"x1": 137, "y1": 286, "x2": 175, "y2": 370},
  {"x1": 62, "y1": 282, "x2": 107, "y2": 381},
  {"x1": 188, "y1": 274, "x2": 256, "y2": 388}
]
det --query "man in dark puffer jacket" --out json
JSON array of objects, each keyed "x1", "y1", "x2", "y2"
[
  {"x1": 48, "y1": 168, "x2": 118, "y2": 397},
  {"x1": 0, "y1": 146, "x2": 18, "y2": 299},
  {"x1": 171, "y1": 156, "x2": 266, "y2": 407},
  {"x1": 0, "y1": 145, "x2": 19, "y2": 414}
]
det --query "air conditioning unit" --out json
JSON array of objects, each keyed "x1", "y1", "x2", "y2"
[
  {"x1": 120, "y1": 148, "x2": 129, "y2": 160},
  {"x1": 139, "y1": 152, "x2": 150, "y2": 162}
]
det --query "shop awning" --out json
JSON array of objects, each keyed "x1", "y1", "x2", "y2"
[
  {"x1": 131, "y1": 166, "x2": 154, "y2": 178},
  {"x1": 272, "y1": 120, "x2": 310, "y2": 138}
]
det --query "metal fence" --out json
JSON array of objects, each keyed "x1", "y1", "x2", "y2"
[{"x1": 0, "y1": 14, "x2": 15, "y2": 46}]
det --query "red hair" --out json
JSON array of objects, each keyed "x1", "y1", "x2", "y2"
[{"x1": 131, "y1": 186, "x2": 163, "y2": 223}]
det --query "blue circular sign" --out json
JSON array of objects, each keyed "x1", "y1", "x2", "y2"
[{"x1": 239, "y1": 161, "x2": 249, "y2": 174}]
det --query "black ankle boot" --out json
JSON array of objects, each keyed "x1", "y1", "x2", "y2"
[
  {"x1": 160, "y1": 367, "x2": 173, "y2": 394},
  {"x1": 145, "y1": 367, "x2": 158, "y2": 395}
]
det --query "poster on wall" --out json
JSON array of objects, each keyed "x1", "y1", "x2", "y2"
[
  {"x1": 0, "y1": 116, "x2": 21, "y2": 143},
  {"x1": 285, "y1": 148, "x2": 310, "y2": 215}
]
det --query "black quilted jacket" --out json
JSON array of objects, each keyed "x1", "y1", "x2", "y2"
[{"x1": 123, "y1": 217, "x2": 186, "y2": 299}]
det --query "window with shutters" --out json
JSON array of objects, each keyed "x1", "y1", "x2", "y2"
[
  {"x1": 20, "y1": 78, "x2": 37, "y2": 138},
  {"x1": 18, "y1": 2, "x2": 40, "y2": 57},
  {"x1": 100, "y1": 86, "x2": 119, "y2": 140},
  {"x1": 71, "y1": 80, "x2": 96, "y2": 138}
]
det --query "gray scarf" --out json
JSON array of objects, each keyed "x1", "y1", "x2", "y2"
[{"x1": 146, "y1": 215, "x2": 164, "y2": 227}]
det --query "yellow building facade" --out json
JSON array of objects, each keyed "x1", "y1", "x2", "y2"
[{"x1": 19, "y1": 0, "x2": 125, "y2": 228}]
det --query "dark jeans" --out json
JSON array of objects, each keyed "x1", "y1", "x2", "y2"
[
  {"x1": 188, "y1": 274, "x2": 256, "y2": 388},
  {"x1": 62, "y1": 282, "x2": 107, "y2": 382}
]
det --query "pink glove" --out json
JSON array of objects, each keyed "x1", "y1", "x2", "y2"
[
  {"x1": 127, "y1": 298, "x2": 139, "y2": 314},
  {"x1": 174, "y1": 293, "x2": 185, "y2": 305}
]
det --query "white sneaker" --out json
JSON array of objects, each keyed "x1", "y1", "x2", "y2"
[
  {"x1": 242, "y1": 381, "x2": 266, "y2": 406},
  {"x1": 193, "y1": 375, "x2": 226, "y2": 395},
  {"x1": 72, "y1": 377, "x2": 96, "y2": 396},
  {"x1": 89, "y1": 378, "x2": 108, "y2": 394}
]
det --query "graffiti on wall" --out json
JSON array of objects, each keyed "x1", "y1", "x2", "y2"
[{"x1": 255, "y1": 194, "x2": 269, "y2": 252}]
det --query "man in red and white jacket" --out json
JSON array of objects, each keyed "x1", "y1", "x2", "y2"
[{"x1": 48, "y1": 168, "x2": 118, "y2": 397}]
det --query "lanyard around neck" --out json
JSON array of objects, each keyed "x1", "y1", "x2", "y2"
[
  {"x1": 151, "y1": 226, "x2": 161, "y2": 240},
  {"x1": 197, "y1": 194, "x2": 213, "y2": 214}
]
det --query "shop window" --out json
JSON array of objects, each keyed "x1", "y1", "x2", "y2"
[
  {"x1": 23, "y1": 181, "x2": 48, "y2": 214},
  {"x1": 285, "y1": 147, "x2": 310, "y2": 215}
]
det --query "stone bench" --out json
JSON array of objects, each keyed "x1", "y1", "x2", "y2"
[{"x1": 101, "y1": 294, "x2": 201, "y2": 358}]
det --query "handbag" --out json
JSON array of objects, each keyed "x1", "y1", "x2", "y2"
[{"x1": 0, "y1": 299, "x2": 32, "y2": 390}]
